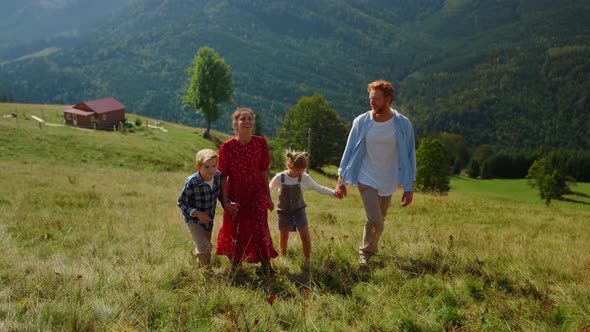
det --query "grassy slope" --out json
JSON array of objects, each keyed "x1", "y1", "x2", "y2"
[
  {"x1": 0, "y1": 102, "x2": 230, "y2": 172},
  {"x1": 1, "y1": 103, "x2": 589, "y2": 330}
]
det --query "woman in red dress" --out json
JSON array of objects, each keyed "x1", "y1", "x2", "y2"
[{"x1": 217, "y1": 108, "x2": 278, "y2": 274}]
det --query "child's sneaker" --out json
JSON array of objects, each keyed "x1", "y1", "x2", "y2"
[
  {"x1": 196, "y1": 254, "x2": 211, "y2": 268},
  {"x1": 358, "y1": 255, "x2": 369, "y2": 266}
]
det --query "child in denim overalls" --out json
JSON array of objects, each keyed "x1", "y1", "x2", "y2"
[{"x1": 269, "y1": 150, "x2": 337, "y2": 263}]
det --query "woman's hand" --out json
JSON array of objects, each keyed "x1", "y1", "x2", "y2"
[
  {"x1": 223, "y1": 201, "x2": 240, "y2": 218},
  {"x1": 267, "y1": 197, "x2": 274, "y2": 212}
]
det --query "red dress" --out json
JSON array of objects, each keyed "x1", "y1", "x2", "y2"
[{"x1": 216, "y1": 136, "x2": 278, "y2": 263}]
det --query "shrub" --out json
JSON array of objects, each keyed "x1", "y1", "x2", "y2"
[
  {"x1": 416, "y1": 138, "x2": 450, "y2": 193},
  {"x1": 268, "y1": 138, "x2": 287, "y2": 173},
  {"x1": 526, "y1": 150, "x2": 571, "y2": 205},
  {"x1": 466, "y1": 158, "x2": 480, "y2": 178}
]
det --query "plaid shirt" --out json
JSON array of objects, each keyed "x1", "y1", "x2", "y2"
[{"x1": 177, "y1": 170, "x2": 223, "y2": 231}]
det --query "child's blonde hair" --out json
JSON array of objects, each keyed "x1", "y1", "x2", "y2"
[
  {"x1": 286, "y1": 150, "x2": 309, "y2": 169},
  {"x1": 195, "y1": 148, "x2": 218, "y2": 166}
]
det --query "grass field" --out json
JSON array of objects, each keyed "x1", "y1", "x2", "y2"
[
  {"x1": 451, "y1": 176, "x2": 590, "y2": 209},
  {"x1": 1, "y1": 103, "x2": 589, "y2": 331}
]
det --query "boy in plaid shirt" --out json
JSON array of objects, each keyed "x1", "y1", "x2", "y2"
[{"x1": 178, "y1": 148, "x2": 223, "y2": 268}]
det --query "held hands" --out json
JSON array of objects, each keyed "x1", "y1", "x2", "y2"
[
  {"x1": 335, "y1": 183, "x2": 347, "y2": 199},
  {"x1": 267, "y1": 197, "x2": 274, "y2": 212},
  {"x1": 190, "y1": 210, "x2": 212, "y2": 224},
  {"x1": 401, "y1": 191, "x2": 413, "y2": 207}
]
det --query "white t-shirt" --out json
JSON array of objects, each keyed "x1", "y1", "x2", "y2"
[
  {"x1": 357, "y1": 114, "x2": 399, "y2": 196},
  {"x1": 269, "y1": 171, "x2": 335, "y2": 196}
]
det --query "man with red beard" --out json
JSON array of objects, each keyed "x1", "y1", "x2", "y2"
[{"x1": 335, "y1": 80, "x2": 416, "y2": 266}]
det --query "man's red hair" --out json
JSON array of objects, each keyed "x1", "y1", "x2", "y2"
[{"x1": 367, "y1": 80, "x2": 396, "y2": 102}]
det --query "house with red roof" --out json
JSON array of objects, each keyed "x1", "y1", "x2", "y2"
[{"x1": 64, "y1": 97, "x2": 126, "y2": 129}]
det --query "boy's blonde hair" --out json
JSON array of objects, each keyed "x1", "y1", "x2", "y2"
[
  {"x1": 195, "y1": 148, "x2": 218, "y2": 166},
  {"x1": 286, "y1": 150, "x2": 309, "y2": 169}
]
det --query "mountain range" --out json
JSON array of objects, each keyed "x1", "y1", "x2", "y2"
[{"x1": 0, "y1": 0, "x2": 588, "y2": 150}]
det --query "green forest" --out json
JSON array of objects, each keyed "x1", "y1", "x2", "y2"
[{"x1": 0, "y1": 0, "x2": 588, "y2": 152}]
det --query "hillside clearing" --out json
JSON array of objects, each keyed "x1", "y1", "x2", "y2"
[{"x1": 1, "y1": 102, "x2": 589, "y2": 330}]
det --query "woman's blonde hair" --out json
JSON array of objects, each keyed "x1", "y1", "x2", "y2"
[
  {"x1": 232, "y1": 107, "x2": 255, "y2": 134},
  {"x1": 286, "y1": 150, "x2": 309, "y2": 169}
]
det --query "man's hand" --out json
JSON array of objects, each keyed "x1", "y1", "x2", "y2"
[
  {"x1": 335, "y1": 184, "x2": 347, "y2": 198},
  {"x1": 267, "y1": 197, "x2": 275, "y2": 212},
  {"x1": 401, "y1": 191, "x2": 413, "y2": 207}
]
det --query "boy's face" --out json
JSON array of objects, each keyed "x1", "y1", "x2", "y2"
[{"x1": 196, "y1": 158, "x2": 218, "y2": 181}]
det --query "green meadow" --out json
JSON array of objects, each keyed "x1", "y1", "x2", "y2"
[
  {"x1": 1, "y1": 103, "x2": 589, "y2": 331},
  {"x1": 451, "y1": 176, "x2": 590, "y2": 209}
]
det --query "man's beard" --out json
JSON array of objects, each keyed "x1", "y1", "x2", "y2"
[{"x1": 373, "y1": 105, "x2": 389, "y2": 113}]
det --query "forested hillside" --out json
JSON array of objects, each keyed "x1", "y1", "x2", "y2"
[
  {"x1": 402, "y1": 0, "x2": 590, "y2": 149},
  {"x1": 0, "y1": 0, "x2": 127, "y2": 61},
  {"x1": 0, "y1": 0, "x2": 588, "y2": 150}
]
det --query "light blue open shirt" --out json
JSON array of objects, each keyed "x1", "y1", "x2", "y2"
[{"x1": 338, "y1": 109, "x2": 416, "y2": 192}]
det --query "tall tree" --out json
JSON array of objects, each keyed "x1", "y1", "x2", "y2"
[
  {"x1": 182, "y1": 47, "x2": 233, "y2": 139},
  {"x1": 416, "y1": 138, "x2": 450, "y2": 193},
  {"x1": 277, "y1": 93, "x2": 347, "y2": 169}
]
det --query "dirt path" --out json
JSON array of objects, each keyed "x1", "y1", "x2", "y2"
[{"x1": 30, "y1": 115, "x2": 64, "y2": 127}]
